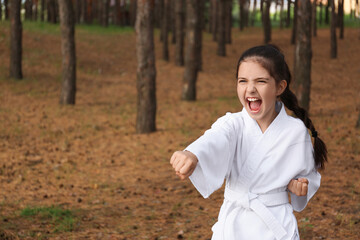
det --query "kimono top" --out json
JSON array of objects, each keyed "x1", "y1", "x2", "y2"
[{"x1": 185, "y1": 102, "x2": 321, "y2": 240}]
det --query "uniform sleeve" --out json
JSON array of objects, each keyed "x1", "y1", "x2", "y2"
[
  {"x1": 289, "y1": 135, "x2": 321, "y2": 212},
  {"x1": 185, "y1": 113, "x2": 239, "y2": 198}
]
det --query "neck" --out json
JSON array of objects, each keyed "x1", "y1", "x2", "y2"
[{"x1": 257, "y1": 107, "x2": 279, "y2": 133}]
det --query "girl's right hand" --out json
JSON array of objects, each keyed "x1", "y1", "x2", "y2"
[{"x1": 170, "y1": 151, "x2": 198, "y2": 180}]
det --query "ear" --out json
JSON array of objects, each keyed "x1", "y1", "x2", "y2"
[{"x1": 276, "y1": 80, "x2": 287, "y2": 96}]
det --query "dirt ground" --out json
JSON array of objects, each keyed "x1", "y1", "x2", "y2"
[{"x1": 0, "y1": 22, "x2": 359, "y2": 239}]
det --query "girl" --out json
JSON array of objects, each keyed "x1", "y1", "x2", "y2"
[{"x1": 170, "y1": 45, "x2": 327, "y2": 240}]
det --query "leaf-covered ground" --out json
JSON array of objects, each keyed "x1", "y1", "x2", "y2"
[{"x1": 0, "y1": 22, "x2": 359, "y2": 239}]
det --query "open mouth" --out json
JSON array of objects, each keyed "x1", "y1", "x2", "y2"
[{"x1": 247, "y1": 97, "x2": 262, "y2": 113}]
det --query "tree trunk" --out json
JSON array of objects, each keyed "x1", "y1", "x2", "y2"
[
  {"x1": 59, "y1": 0, "x2": 76, "y2": 105},
  {"x1": 286, "y1": 0, "x2": 291, "y2": 27},
  {"x1": 81, "y1": 0, "x2": 87, "y2": 23},
  {"x1": 225, "y1": 0, "x2": 232, "y2": 44},
  {"x1": 211, "y1": 0, "x2": 217, "y2": 41},
  {"x1": 33, "y1": 0, "x2": 38, "y2": 21},
  {"x1": 208, "y1": 0, "x2": 213, "y2": 32},
  {"x1": 0, "y1": 1, "x2": 2, "y2": 21},
  {"x1": 196, "y1": 0, "x2": 204, "y2": 70},
  {"x1": 162, "y1": 0, "x2": 169, "y2": 61},
  {"x1": 251, "y1": 0, "x2": 257, "y2": 26},
  {"x1": 175, "y1": 0, "x2": 185, "y2": 66},
  {"x1": 182, "y1": 0, "x2": 200, "y2": 100},
  {"x1": 312, "y1": 0, "x2": 317, "y2": 37},
  {"x1": 75, "y1": 0, "x2": 81, "y2": 23},
  {"x1": 4, "y1": 0, "x2": 9, "y2": 20},
  {"x1": 217, "y1": 0, "x2": 226, "y2": 56},
  {"x1": 171, "y1": 0, "x2": 176, "y2": 44},
  {"x1": 130, "y1": 0, "x2": 137, "y2": 27},
  {"x1": 291, "y1": 0, "x2": 298, "y2": 44},
  {"x1": 330, "y1": 0, "x2": 337, "y2": 58},
  {"x1": 338, "y1": 0, "x2": 344, "y2": 39},
  {"x1": 280, "y1": 0, "x2": 284, "y2": 29},
  {"x1": 47, "y1": 0, "x2": 57, "y2": 23},
  {"x1": 262, "y1": 0, "x2": 271, "y2": 44},
  {"x1": 294, "y1": 0, "x2": 312, "y2": 111},
  {"x1": 102, "y1": 0, "x2": 110, "y2": 27},
  {"x1": 239, "y1": 0, "x2": 244, "y2": 31},
  {"x1": 10, "y1": 0, "x2": 23, "y2": 79},
  {"x1": 136, "y1": 0, "x2": 156, "y2": 133},
  {"x1": 325, "y1": 0, "x2": 329, "y2": 25},
  {"x1": 25, "y1": 0, "x2": 33, "y2": 20},
  {"x1": 319, "y1": 1, "x2": 323, "y2": 25}
]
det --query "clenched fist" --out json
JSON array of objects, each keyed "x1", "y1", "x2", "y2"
[
  {"x1": 287, "y1": 178, "x2": 308, "y2": 196},
  {"x1": 170, "y1": 151, "x2": 198, "y2": 180}
]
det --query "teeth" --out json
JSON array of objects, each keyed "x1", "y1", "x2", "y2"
[{"x1": 247, "y1": 97, "x2": 259, "y2": 102}]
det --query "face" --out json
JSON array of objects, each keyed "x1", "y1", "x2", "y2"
[{"x1": 237, "y1": 60, "x2": 286, "y2": 130}]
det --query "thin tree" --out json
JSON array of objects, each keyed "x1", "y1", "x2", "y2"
[
  {"x1": 294, "y1": 0, "x2": 312, "y2": 111},
  {"x1": 41, "y1": 0, "x2": 46, "y2": 21},
  {"x1": 251, "y1": 0, "x2": 257, "y2": 26},
  {"x1": 291, "y1": 0, "x2": 298, "y2": 44},
  {"x1": 262, "y1": 0, "x2": 271, "y2": 44},
  {"x1": 211, "y1": 0, "x2": 217, "y2": 41},
  {"x1": 59, "y1": 0, "x2": 76, "y2": 104},
  {"x1": 162, "y1": 0, "x2": 169, "y2": 61},
  {"x1": 286, "y1": 0, "x2": 291, "y2": 28},
  {"x1": 338, "y1": 0, "x2": 344, "y2": 39},
  {"x1": 239, "y1": 0, "x2": 245, "y2": 31},
  {"x1": 10, "y1": 0, "x2": 23, "y2": 79},
  {"x1": 33, "y1": 0, "x2": 38, "y2": 21},
  {"x1": 357, "y1": 112, "x2": 360, "y2": 129},
  {"x1": 325, "y1": 0, "x2": 329, "y2": 24},
  {"x1": 175, "y1": 0, "x2": 185, "y2": 66},
  {"x1": 330, "y1": 0, "x2": 337, "y2": 58},
  {"x1": 196, "y1": 0, "x2": 204, "y2": 71},
  {"x1": 182, "y1": 0, "x2": 200, "y2": 100},
  {"x1": 0, "y1": 1, "x2": 2, "y2": 20},
  {"x1": 217, "y1": 0, "x2": 226, "y2": 56},
  {"x1": 225, "y1": 0, "x2": 232, "y2": 44},
  {"x1": 319, "y1": 0, "x2": 323, "y2": 25},
  {"x1": 280, "y1": 0, "x2": 284, "y2": 29},
  {"x1": 4, "y1": 0, "x2": 9, "y2": 20},
  {"x1": 312, "y1": 0, "x2": 317, "y2": 37},
  {"x1": 135, "y1": 0, "x2": 157, "y2": 133}
]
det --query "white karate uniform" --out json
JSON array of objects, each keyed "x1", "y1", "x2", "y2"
[{"x1": 185, "y1": 102, "x2": 321, "y2": 240}]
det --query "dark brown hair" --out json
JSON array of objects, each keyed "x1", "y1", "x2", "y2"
[{"x1": 236, "y1": 44, "x2": 327, "y2": 169}]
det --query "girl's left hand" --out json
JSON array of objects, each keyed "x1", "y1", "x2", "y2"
[{"x1": 287, "y1": 178, "x2": 308, "y2": 196}]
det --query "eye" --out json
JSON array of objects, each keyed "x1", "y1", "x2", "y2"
[
  {"x1": 258, "y1": 80, "x2": 267, "y2": 83},
  {"x1": 238, "y1": 79, "x2": 247, "y2": 84}
]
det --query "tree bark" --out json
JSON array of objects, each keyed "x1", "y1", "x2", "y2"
[
  {"x1": 130, "y1": 0, "x2": 137, "y2": 27},
  {"x1": 251, "y1": 0, "x2": 257, "y2": 26},
  {"x1": 338, "y1": 0, "x2": 344, "y2": 39},
  {"x1": 325, "y1": 0, "x2": 329, "y2": 25},
  {"x1": 33, "y1": 0, "x2": 39, "y2": 21},
  {"x1": 0, "y1": 1, "x2": 2, "y2": 21},
  {"x1": 286, "y1": 0, "x2": 291, "y2": 27},
  {"x1": 59, "y1": 0, "x2": 76, "y2": 105},
  {"x1": 102, "y1": 0, "x2": 110, "y2": 27},
  {"x1": 294, "y1": 0, "x2": 312, "y2": 111},
  {"x1": 291, "y1": 0, "x2": 298, "y2": 44},
  {"x1": 312, "y1": 0, "x2": 317, "y2": 37},
  {"x1": 262, "y1": 0, "x2": 271, "y2": 44},
  {"x1": 211, "y1": 0, "x2": 217, "y2": 41},
  {"x1": 196, "y1": 0, "x2": 204, "y2": 70},
  {"x1": 171, "y1": 0, "x2": 176, "y2": 44},
  {"x1": 135, "y1": 0, "x2": 157, "y2": 133},
  {"x1": 319, "y1": 1, "x2": 323, "y2": 25},
  {"x1": 217, "y1": 0, "x2": 226, "y2": 56},
  {"x1": 175, "y1": 0, "x2": 185, "y2": 66},
  {"x1": 4, "y1": 0, "x2": 9, "y2": 20},
  {"x1": 280, "y1": 0, "x2": 284, "y2": 29},
  {"x1": 40, "y1": 0, "x2": 45, "y2": 21},
  {"x1": 182, "y1": 0, "x2": 200, "y2": 100},
  {"x1": 330, "y1": 0, "x2": 337, "y2": 58},
  {"x1": 25, "y1": 0, "x2": 34, "y2": 20},
  {"x1": 10, "y1": 0, "x2": 23, "y2": 79},
  {"x1": 239, "y1": 0, "x2": 244, "y2": 31},
  {"x1": 162, "y1": 0, "x2": 169, "y2": 61},
  {"x1": 225, "y1": 0, "x2": 232, "y2": 44}
]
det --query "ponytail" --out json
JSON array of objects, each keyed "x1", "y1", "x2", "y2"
[{"x1": 280, "y1": 88, "x2": 327, "y2": 169}]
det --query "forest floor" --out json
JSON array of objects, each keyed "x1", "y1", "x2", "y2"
[{"x1": 0, "y1": 22, "x2": 360, "y2": 240}]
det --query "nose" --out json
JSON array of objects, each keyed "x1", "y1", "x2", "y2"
[{"x1": 247, "y1": 82, "x2": 256, "y2": 93}]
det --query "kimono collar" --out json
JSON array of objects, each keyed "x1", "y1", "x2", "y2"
[{"x1": 241, "y1": 101, "x2": 286, "y2": 135}]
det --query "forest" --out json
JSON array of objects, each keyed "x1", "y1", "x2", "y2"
[{"x1": 0, "y1": 0, "x2": 360, "y2": 239}]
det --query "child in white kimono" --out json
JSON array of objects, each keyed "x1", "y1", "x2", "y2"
[{"x1": 170, "y1": 45, "x2": 327, "y2": 240}]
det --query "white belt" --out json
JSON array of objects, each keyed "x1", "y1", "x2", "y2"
[{"x1": 224, "y1": 187, "x2": 289, "y2": 240}]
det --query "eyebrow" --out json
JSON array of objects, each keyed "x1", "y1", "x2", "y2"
[{"x1": 237, "y1": 77, "x2": 270, "y2": 80}]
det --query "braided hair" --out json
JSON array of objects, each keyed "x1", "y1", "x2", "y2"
[{"x1": 236, "y1": 44, "x2": 327, "y2": 169}]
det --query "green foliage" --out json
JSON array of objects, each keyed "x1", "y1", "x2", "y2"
[
  {"x1": 76, "y1": 24, "x2": 134, "y2": 35},
  {"x1": 20, "y1": 206, "x2": 76, "y2": 232}
]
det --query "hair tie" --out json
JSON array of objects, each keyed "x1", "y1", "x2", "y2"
[{"x1": 311, "y1": 130, "x2": 318, "y2": 138}]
